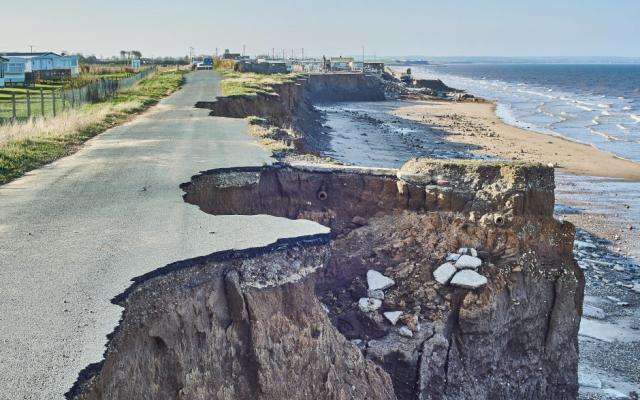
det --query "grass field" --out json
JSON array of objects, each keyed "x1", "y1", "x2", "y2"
[{"x1": 0, "y1": 70, "x2": 185, "y2": 185}]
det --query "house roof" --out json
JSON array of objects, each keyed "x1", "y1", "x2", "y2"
[
  {"x1": 0, "y1": 56, "x2": 8, "y2": 62},
  {"x1": 0, "y1": 52, "x2": 61, "y2": 59}
]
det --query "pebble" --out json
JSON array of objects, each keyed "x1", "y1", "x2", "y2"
[
  {"x1": 399, "y1": 326, "x2": 414, "y2": 338},
  {"x1": 367, "y1": 270, "x2": 395, "y2": 291},
  {"x1": 368, "y1": 289, "x2": 385, "y2": 300},
  {"x1": 433, "y1": 262, "x2": 457, "y2": 285},
  {"x1": 632, "y1": 284, "x2": 640, "y2": 294},
  {"x1": 358, "y1": 297, "x2": 382, "y2": 313},
  {"x1": 607, "y1": 296, "x2": 621, "y2": 303},
  {"x1": 450, "y1": 269, "x2": 488, "y2": 289},
  {"x1": 383, "y1": 311, "x2": 403, "y2": 325},
  {"x1": 455, "y1": 255, "x2": 482, "y2": 270},
  {"x1": 613, "y1": 265, "x2": 626, "y2": 272}
]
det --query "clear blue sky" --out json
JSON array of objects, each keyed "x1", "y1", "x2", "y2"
[{"x1": 3, "y1": 0, "x2": 639, "y2": 58}]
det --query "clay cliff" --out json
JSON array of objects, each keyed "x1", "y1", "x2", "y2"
[{"x1": 69, "y1": 159, "x2": 584, "y2": 400}]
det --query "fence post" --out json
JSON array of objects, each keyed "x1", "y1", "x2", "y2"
[
  {"x1": 61, "y1": 88, "x2": 66, "y2": 111},
  {"x1": 71, "y1": 88, "x2": 75, "y2": 108},
  {"x1": 40, "y1": 88, "x2": 45, "y2": 117},
  {"x1": 52, "y1": 89, "x2": 57, "y2": 117},
  {"x1": 26, "y1": 89, "x2": 31, "y2": 119},
  {"x1": 11, "y1": 93, "x2": 16, "y2": 122}
]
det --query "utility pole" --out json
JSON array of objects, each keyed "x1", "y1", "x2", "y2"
[
  {"x1": 302, "y1": 48, "x2": 304, "y2": 60},
  {"x1": 29, "y1": 45, "x2": 35, "y2": 53},
  {"x1": 272, "y1": 48, "x2": 275, "y2": 60},
  {"x1": 242, "y1": 44, "x2": 246, "y2": 57},
  {"x1": 362, "y1": 46, "x2": 365, "y2": 73}
]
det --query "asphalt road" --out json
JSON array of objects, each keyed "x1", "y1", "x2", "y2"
[{"x1": 0, "y1": 71, "x2": 327, "y2": 399}]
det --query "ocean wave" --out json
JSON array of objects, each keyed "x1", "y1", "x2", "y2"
[
  {"x1": 589, "y1": 128, "x2": 620, "y2": 141},
  {"x1": 617, "y1": 124, "x2": 629, "y2": 131},
  {"x1": 576, "y1": 104, "x2": 595, "y2": 112},
  {"x1": 631, "y1": 114, "x2": 640, "y2": 123}
]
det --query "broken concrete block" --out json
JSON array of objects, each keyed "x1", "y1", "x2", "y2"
[
  {"x1": 446, "y1": 253, "x2": 461, "y2": 262},
  {"x1": 358, "y1": 297, "x2": 382, "y2": 313},
  {"x1": 367, "y1": 270, "x2": 395, "y2": 291},
  {"x1": 455, "y1": 255, "x2": 482, "y2": 270},
  {"x1": 368, "y1": 289, "x2": 385, "y2": 300},
  {"x1": 383, "y1": 311, "x2": 403, "y2": 325},
  {"x1": 433, "y1": 262, "x2": 456, "y2": 285},
  {"x1": 450, "y1": 270, "x2": 487, "y2": 289}
]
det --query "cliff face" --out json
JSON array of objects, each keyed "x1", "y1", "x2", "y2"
[
  {"x1": 195, "y1": 73, "x2": 389, "y2": 153},
  {"x1": 68, "y1": 159, "x2": 583, "y2": 400},
  {"x1": 67, "y1": 236, "x2": 395, "y2": 400},
  {"x1": 180, "y1": 159, "x2": 583, "y2": 400}
]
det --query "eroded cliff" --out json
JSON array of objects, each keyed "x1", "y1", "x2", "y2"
[
  {"x1": 69, "y1": 159, "x2": 584, "y2": 400},
  {"x1": 194, "y1": 73, "x2": 391, "y2": 153}
]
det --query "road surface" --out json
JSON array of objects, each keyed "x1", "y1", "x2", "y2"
[{"x1": 0, "y1": 71, "x2": 327, "y2": 399}]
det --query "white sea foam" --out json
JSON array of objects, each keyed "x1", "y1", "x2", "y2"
[
  {"x1": 631, "y1": 114, "x2": 640, "y2": 123},
  {"x1": 576, "y1": 104, "x2": 595, "y2": 112},
  {"x1": 589, "y1": 128, "x2": 620, "y2": 141}
]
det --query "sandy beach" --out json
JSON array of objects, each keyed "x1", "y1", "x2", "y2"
[{"x1": 392, "y1": 100, "x2": 640, "y2": 181}]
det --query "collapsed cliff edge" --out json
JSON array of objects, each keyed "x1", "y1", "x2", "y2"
[{"x1": 67, "y1": 158, "x2": 584, "y2": 400}]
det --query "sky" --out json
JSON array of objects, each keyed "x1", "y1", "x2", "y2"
[{"x1": 2, "y1": 0, "x2": 639, "y2": 58}]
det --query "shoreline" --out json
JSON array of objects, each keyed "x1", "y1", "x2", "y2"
[{"x1": 391, "y1": 98, "x2": 640, "y2": 181}]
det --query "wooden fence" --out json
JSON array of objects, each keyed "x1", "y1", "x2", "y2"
[{"x1": 0, "y1": 66, "x2": 157, "y2": 124}]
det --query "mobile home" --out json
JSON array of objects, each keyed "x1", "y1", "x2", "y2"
[
  {"x1": 0, "y1": 55, "x2": 26, "y2": 84},
  {"x1": 0, "y1": 56, "x2": 7, "y2": 87}
]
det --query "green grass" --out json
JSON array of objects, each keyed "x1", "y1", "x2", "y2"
[
  {"x1": 218, "y1": 70, "x2": 301, "y2": 97},
  {"x1": 0, "y1": 70, "x2": 185, "y2": 185}
]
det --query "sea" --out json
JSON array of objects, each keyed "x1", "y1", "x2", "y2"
[{"x1": 402, "y1": 59, "x2": 640, "y2": 162}]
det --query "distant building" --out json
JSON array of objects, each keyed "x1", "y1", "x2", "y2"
[
  {"x1": 131, "y1": 58, "x2": 141, "y2": 69},
  {"x1": 364, "y1": 62, "x2": 385, "y2": 74},
  {"x1": 56, "y1": 55, "x2": 80, "y2": 76},
  {"x1": 0, "y1": 52, "x2": 79, "y2": 83},
  {"x1": 291, "y1": 59, "x2": 322, "y2": 73},
  {"x1": 0, "y1": 56, "x2": 7, "y2": 87},
  {"x1": 235, "y1": 59, "x2": 288, "y2": 74},
  {"x1": 221, "y1": 49, "x2": 242, "y2": 60},
  {"x1": 329, "y1": 57, "x2": 354, "y2": 71}
]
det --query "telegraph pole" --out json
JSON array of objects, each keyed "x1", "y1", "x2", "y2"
[
  {"x1": 29, "y1": 45, "x2": 35, "y2": 53},
  {"x1": 362, "y1": 46, "x2": 365, "y2": 73}
]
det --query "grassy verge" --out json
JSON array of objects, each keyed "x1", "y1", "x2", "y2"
[
  {"x1": 218, "y1": 69, "x2": 300, "y2": 97},
  {"x1": 0, "y1": 70, "x2": 185, "y2": 185},
  {"x1": 246, "y1": 116, "x2": 298, "y2": 156}
]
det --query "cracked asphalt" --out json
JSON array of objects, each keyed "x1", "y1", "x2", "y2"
[{"x1": 0, "y1": 71, "x2": 328, "y2": 399}]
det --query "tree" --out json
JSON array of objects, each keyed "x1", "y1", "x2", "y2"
[
  {"x1": 131, "y1": 50, "x2": 142, "y2": 59},
  {"x1": 120, "y1": 50, "x2": 126, "y2": 60}
]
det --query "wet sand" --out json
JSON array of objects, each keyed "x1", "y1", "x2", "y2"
[{"x1": 392, "y1": 100, "x2": 640, "y2": 181}]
